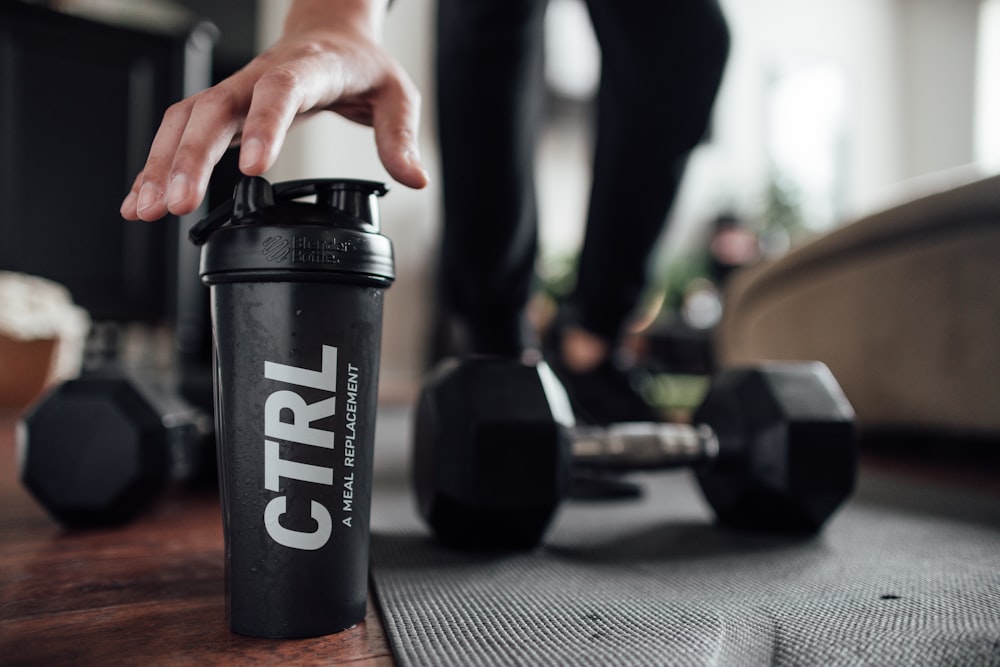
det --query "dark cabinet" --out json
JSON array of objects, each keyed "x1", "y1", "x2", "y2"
[{"x1": 0, "y1": 1, "x2": 215, "y2": 325}]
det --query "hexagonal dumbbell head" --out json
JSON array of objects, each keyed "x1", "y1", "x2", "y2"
[
  {"x1": 19, "y1": 376, "x2": 172, "y2": 527},
  {"x1": 413, "y1": 358, "x2": 573, "y2": 549},
  {"x1": 692, "y1": 362, "x2": 857, "y2": 532}
]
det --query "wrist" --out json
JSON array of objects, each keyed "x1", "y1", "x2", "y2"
[{"x1": 283, "y1": 0, "x2": 388, "y2": 41}]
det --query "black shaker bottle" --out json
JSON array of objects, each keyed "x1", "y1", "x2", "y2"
[{"x1": 190, "y1": 176, "x2": 394, "y2": 638}]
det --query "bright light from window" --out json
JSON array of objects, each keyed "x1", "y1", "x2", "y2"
[
  {"x1": 766, "y1": 58, "x2": 848, "y2": 231},
  {"x1": 976, "y1": 0, "x2": 1000, "y2": 170},
  {"x1": 544, "y1": 0, "x2": 601, "y2": 101}
]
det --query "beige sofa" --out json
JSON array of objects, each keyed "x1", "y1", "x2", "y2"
[{"x1": 715, "y1": 172, "x2": 1000, "y2": 436}]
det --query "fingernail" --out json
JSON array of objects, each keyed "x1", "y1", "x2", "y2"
[
  {"x1": 120, "y1": 191, "x2": 138, "y2": 217},
  {"x1": 166, "y1": 174, "x2": 189, "y2": 208},
  {"x1": 137, "y1": 182, "x2": 159, "y2": 212},
  {"x1": 240, "y1": 138, "x2": 264, "y2": 172},
  {"x1": 406, "y1": 148, "x2": 430, "y2": 185}
]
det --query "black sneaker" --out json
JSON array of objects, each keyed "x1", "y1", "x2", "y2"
[
  {"x1": 542, "y1": 312, "x2": 661, "y2": 425},
  {"x1": 548, "y1": 354, "x2": 662, "y2": 425}
]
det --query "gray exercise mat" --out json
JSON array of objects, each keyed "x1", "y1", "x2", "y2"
[{"x1": 369, "y1": 460, "x2": 1000, "y2": 666}]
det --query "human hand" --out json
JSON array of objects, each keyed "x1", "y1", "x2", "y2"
[{"x1": 121, "y1": 2, "x2": 427, "y2": 222}]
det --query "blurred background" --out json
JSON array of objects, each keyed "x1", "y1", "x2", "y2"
[
  {"x1": 1, "y1": 0, "x2": 997, "y2": 414},
  {"x1": 264, "y1": 0, "x2": 999, "y2": 398}
]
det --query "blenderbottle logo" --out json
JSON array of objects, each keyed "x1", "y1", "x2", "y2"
[{"x1": 262, "y1": 236, "x2": 290, "y2": 262}]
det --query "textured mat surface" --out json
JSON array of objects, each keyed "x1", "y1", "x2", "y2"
[{"x1": 369, "y1": 434, "x2": 1000, "y2": 667}]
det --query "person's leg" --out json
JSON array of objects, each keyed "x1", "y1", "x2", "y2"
[
  {"x1": 565, "y1": 0, "x2": 730, "y2": 356},
  {"x1": 435, "y1": 0, "x2": 548, "y2": 357},
  {"x1": 546, "y1": 0, "x2": 729, "y2": 424}
]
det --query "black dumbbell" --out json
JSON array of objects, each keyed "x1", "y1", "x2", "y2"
[
  {"x1": 18, "y1": 371, "x2": 215, "y2": 527},
  {"x1": 414, "y1": 357, "x2": 857, "y2": 549}
]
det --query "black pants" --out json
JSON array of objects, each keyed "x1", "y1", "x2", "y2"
[{"x1": 436, "y1": 0, "x2": 729, "y2": 356}]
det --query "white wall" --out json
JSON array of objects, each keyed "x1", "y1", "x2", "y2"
[{"x1": 896, "y1": 0, "x2": 980, "y2": 179}]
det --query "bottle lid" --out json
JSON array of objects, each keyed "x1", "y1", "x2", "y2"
[{"x1": 193, "y1": 177, "x2": 394, "y2": 286}]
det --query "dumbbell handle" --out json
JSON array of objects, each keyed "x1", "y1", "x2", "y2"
[{"x1": 571, "y1": 422, "x2": 719, "y2": 471}]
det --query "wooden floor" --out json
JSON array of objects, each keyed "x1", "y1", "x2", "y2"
[{"x1": 0, "y1": 409, "x2": 394, "y2": 666}]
